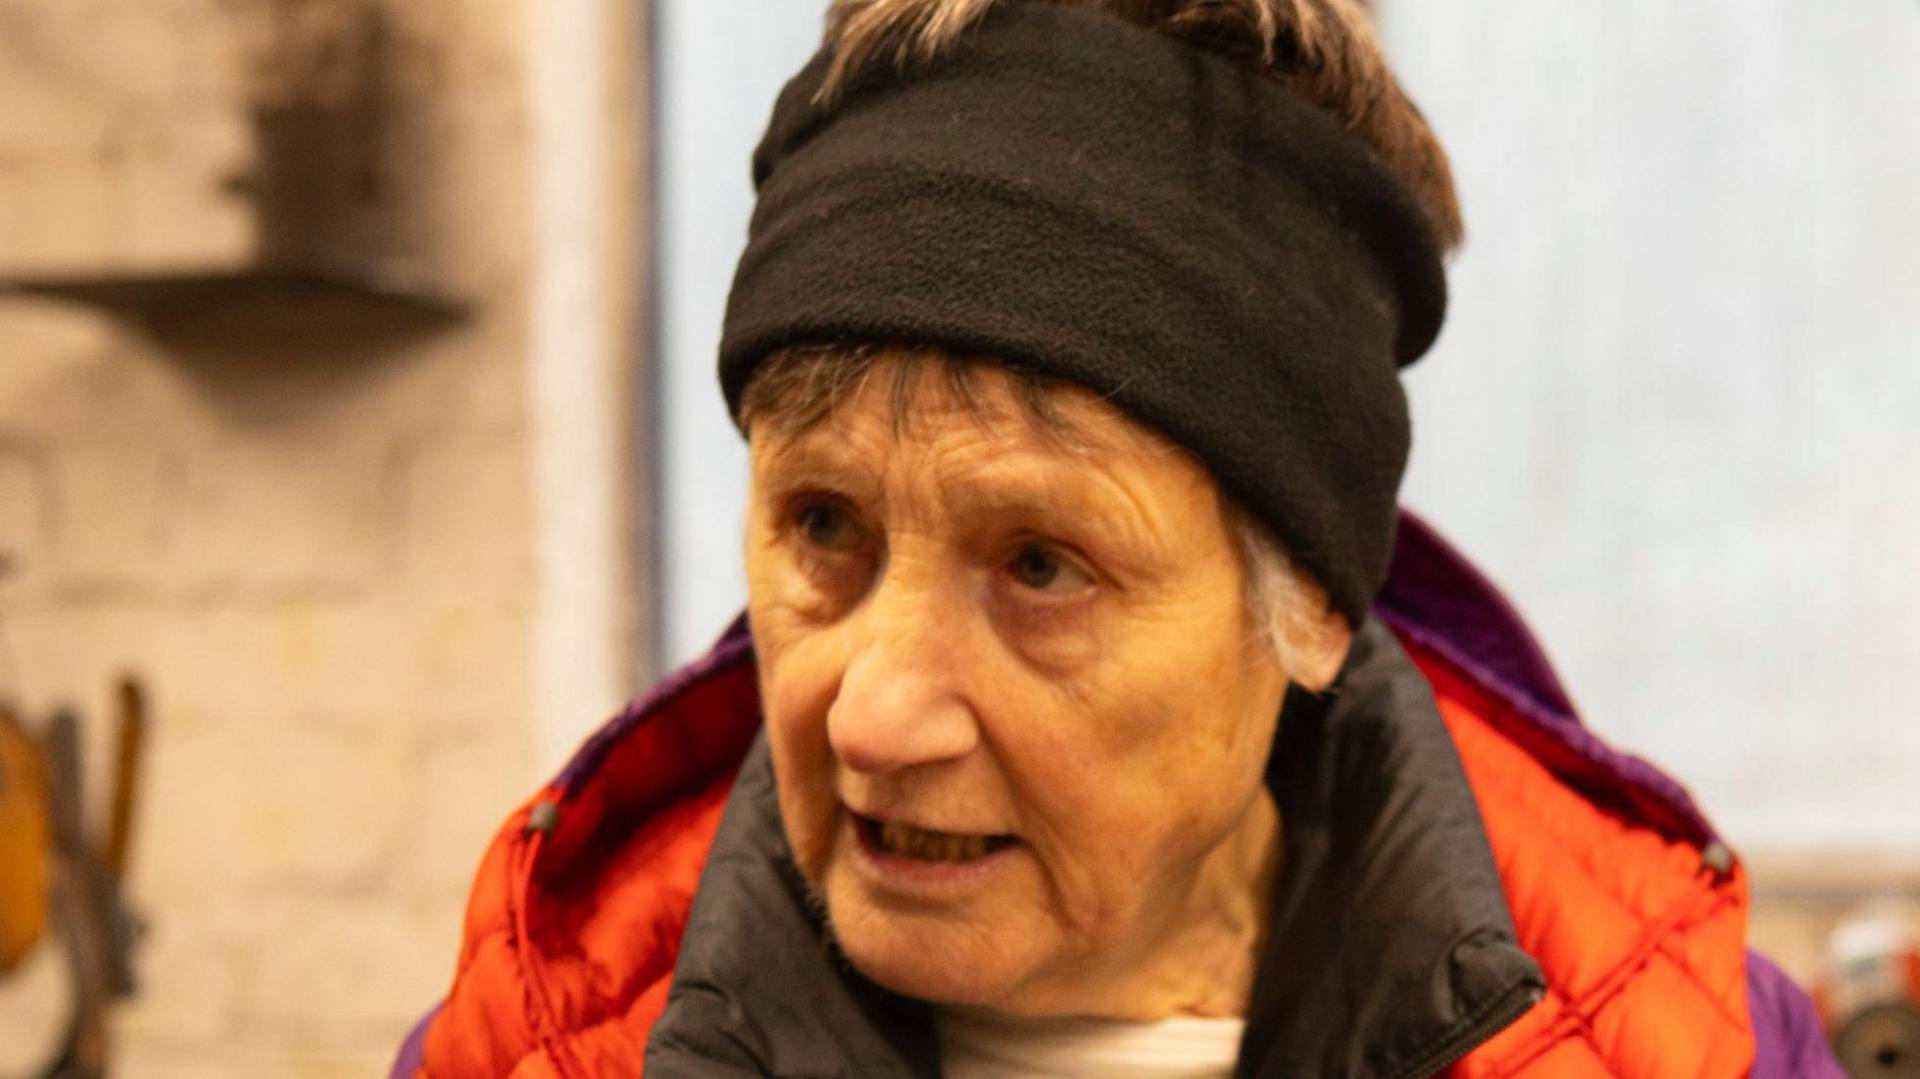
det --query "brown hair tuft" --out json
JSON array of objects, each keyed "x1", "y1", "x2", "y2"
[{"x1": 818, "y1": 0, "x2": 1463, "y2": 249}]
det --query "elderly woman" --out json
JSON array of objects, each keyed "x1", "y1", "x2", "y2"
[{"x1": 394, "y1": 2, "x2": 1841, "y2": 1076}]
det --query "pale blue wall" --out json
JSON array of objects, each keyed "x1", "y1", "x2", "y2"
[
  {"x1": 1378, "y1": 1, "x2": 1920, "y2": 849},
  {"x1": 654, "y1": 0, "x2": 825, "y2": 666},
  {"x1": 653, "y1": 2, "x2": 1920, "y2": 849}
]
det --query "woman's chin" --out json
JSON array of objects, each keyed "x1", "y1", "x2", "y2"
[{"x1": 824, "y1": 868, "x2": 1039, "y2": 1007}]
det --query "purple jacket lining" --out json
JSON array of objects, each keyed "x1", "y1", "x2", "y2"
[
  {"x1": 1747, "y1": 949, "x2": 1848, "y2": 1078},
  {"x1": 554, "y1": 613, "x2": 754, "y2": 796},
  {"x1": 387, "y1": 1001, "x2": 440, "y2": 1079},
  {"x1": 1380, "y1": 511, "x2": 1721, "y2": 847}
]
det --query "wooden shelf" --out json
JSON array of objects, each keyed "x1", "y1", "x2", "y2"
[{"x1": 0, "y1": 264, "x2": 467, "y2": 324}]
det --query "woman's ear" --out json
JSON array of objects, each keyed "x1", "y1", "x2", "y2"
[{"x1": 1284, "y1": 606, "x2": 1353, "y2": 693}]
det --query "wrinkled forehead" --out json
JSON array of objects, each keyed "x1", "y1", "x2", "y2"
[{"x1": 746, "y1": 351, "x2": 1230, "y2": 559}]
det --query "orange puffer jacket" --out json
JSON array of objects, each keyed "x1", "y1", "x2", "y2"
[
  {"x1": 393, "y1": 515, "x2": 1836, "y2": 1078},
  {"x1": 1422, "y1": 652, "x2": 1751, "y2": 1076}
]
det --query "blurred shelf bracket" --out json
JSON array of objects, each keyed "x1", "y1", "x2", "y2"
[
  {"x1": 0, "y1": 2, "x2": 472, "y2": 333},
  {"x1": 0, "y1": 265, "x2": 468, "y2": 325}
]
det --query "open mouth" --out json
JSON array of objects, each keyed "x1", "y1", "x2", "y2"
[{"x1": 853, "y1": 813, "x2": 1018, "y2": 864}]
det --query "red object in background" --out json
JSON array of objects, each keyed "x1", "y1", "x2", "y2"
[{"x1": 1819, "y1": 913, "x2": 1920, "y2": 1078}]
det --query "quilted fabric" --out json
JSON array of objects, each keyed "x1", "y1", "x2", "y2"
[
  {"x1": 1414, "y1": 646, "x2": 1755, "y2": 1078},
  {"x1": 411, "y1": 635, "x2": 1756, "y2": 1078},
  {"x1": 416, "y1": 649, "x2": 761, "y2": 1078}
]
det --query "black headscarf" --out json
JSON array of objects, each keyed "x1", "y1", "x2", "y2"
[{"x1": 719, "y1": 1, "x2": 1447, "y2": 623}]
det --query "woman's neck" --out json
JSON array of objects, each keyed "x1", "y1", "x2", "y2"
[{"x1": 984, "y1": 789, "x2": 1283, "y2": 1022}]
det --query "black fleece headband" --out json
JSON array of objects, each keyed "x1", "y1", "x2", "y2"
[{"x1": 720, "y1": 2, "x2": 1447, "y2": 624}]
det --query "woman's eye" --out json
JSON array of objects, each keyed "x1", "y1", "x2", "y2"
[
  {"x1": 1008, "y1": 543, "x2": 1093, "y2": 594},
  {"x1": 795, "y1": 503, "x2": 863, "y2": 552}
]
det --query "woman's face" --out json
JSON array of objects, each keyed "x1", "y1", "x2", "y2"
[{"x1": 744, "y1": 358, "x2": 1290, "y2": 1015}]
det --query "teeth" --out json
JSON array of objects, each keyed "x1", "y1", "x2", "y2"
[
  {"x1": 875, "y1": 821, "x2": 993, "y2": 862},
  {"x1": 881, "y1": 821, "x2": 911, "y2": 854}
]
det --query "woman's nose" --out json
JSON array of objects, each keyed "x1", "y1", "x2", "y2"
[{"x1": 826, "y1": 592, "x2": 980, "y2": 775}]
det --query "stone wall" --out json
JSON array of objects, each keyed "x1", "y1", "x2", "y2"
[{"x1": 0, "y1": 0, "x2": 639, "y2": 1073}]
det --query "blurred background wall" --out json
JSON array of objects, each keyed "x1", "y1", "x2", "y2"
[
  {"x1": 653, "y1": 0, "x2": 815, "y2": 674},
  {"x1": 1372, "y1": 0, "x2": 1920, "y2": 981},
  {"x1": 0, "y1": 0, "x2": 646, "y2": 1073},
  {"x1": 1379, "y1": 0, "x2": 1920, "y2": 854}
]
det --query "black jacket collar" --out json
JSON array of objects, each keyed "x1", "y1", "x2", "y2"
[{"x1": 645, "y1": 619, "x2": 1543, "y2": 1078}]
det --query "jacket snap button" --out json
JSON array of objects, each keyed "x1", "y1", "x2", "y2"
[
  {"x1": 1699, "y1": 841, "x2": 1734, "y2": 878},
  {"x1": 526, "y1": 800, "x2": 560, "y2": 836}
]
